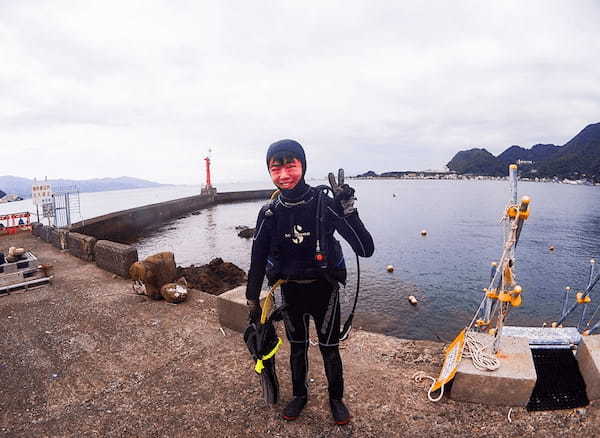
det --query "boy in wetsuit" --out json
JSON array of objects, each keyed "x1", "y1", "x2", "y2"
[{"x1": 246, "y1": 139, "x2": 374, "y2": 424}]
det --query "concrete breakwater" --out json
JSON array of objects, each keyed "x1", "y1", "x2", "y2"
[
  {"x1": 70, "y1": 189, "x2": 273, "y2": 242},
  {"x1": 32, "y1": 189, "x2": 273, "y2": 278}
]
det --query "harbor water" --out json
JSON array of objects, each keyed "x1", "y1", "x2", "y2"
[{"x1": 3, "y1": 180, "x2": 599, "y2": 340}]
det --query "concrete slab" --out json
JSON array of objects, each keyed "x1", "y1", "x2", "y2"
[
  {"x1": 31, "y1": 222, "x2": 43, "y2": 237},
  {"x1": 503, "y1": 326, "x2": 581, "y2": 347},
  {"x1": 450, "y1": 333, "x2": 537, "y2": 406},
  {"x1": 94, "y1": 240, "x2": 138, "y2": 278},
  {"x1": 67, "y1": 232, "x2": 97, "y2": 262},
  {"x1": 217, "y1": 285, "x2": 270, "y2": 333},
  {"x1": 38, "y1": 225, "x2": 51, "y2": 243},
  {"x1": 48, "y1": 228, "x2": 68, "y2": 250},
  {"x1": 576, "y1": 334, "x2": 600, "y2": 401}
]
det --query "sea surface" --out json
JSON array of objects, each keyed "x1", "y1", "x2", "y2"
[{"x1": 3, "y1": 180, "x2": 599, "y2": 340}]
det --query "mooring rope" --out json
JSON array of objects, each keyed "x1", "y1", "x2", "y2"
[
  {"x1": 463, "y1": 331, "x2": 500, "y2": 371},
  {"x1": 412, "y1": 371, "x2": 444, "y2": 402}
]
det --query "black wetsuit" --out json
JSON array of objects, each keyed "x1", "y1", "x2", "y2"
[{"x1": 246, "y1": 181, "x2": 374, "y2": 399}]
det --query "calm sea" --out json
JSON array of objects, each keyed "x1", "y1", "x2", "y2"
[{"x1": 3, "y1": 180, "x2": 599, "y2": 340}]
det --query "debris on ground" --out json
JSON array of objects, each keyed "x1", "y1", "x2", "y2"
[
  {"x1": 236, "y1": 226, "x2": 255, "y2": 238},
  {"x1": 177, "y1": 258, "x2": 246, "y2": 295},
  {"x1": 238, "y1": 228, "x2": 255, "y2": 238}
]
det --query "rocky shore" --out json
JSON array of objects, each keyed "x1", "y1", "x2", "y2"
[{"x1": 1, "y1": 233, "x2": 599, "y2": 437}]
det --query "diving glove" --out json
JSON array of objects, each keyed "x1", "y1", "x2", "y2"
[
  {"x1": 247, "y1": 299, "x2": 262, "y2": 324},
  {"x1": 328, "y1": 168, "x2": 356, "y2": 216}
]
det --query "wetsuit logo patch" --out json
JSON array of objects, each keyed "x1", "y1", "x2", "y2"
[{"x1": 285, "y1": 224, "x2": 311, "y2": 244}]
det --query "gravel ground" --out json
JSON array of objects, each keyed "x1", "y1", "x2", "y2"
[{"x1": 1, "y1": 233, "x2": 599, "y2": 437}]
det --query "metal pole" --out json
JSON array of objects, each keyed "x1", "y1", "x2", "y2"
[
  {"x1": 579, "y1": 301, "x2": 589, "y2": 331},
  {"x1": 483, "y1": 262, "x2": 498, "y2": 324},
  {"x1": 509, "y1": 164, "x2": 518, "y2": 205},
  {"x1": 65, "y1": 193, "x2": 71, "y2": 228},
  {"x1": 561, "y1": 286, "x2": 571, "y2": 319}
]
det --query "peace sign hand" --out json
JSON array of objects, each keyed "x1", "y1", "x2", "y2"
[{"x1": 328, "y1": 168, "x2": 356, "y2": 216}]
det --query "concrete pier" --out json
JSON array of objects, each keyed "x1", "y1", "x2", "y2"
[
  {"x1": 577, "y1": 334, "x2": 600, "y2": 401},
  {"x1": 71, "y1": 189, "x2": 274, "y2": 242},
  {"x1": 450, "y1": 333, "x2": 537, "y2": 406}
]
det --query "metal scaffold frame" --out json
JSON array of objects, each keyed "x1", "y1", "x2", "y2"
[
  {"x1": 45, "y1": 185, "x2": 81, "y2": 228},
  {"x1": 469, "y1": 164, "x2": 531, "y2": 353}
]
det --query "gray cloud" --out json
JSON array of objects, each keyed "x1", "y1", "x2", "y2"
[{"x1": 1, "y1": 0, "x2": 599, "y2": 184}]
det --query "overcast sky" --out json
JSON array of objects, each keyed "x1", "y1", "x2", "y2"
[{"x1": 1, "y1": 1, "x2": 599, "y2": 185}]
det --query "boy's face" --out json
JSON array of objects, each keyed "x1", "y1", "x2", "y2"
[{"x1": 269, "y1": 158, "x2": 303, "y2": 190}]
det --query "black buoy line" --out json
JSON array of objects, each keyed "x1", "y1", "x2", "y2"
[{"x1": 554, "y1": 258, "x2": 600, "y2": 332}]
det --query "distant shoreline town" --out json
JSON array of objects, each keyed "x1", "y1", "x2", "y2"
[{"x1": 349, "y1": 171, "x2": 600, "y2": 186}]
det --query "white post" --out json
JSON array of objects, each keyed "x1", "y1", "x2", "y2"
[{"x1": 509, "y1": 164, "x2": 518, "y2": 205}]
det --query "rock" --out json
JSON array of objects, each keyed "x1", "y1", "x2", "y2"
[
  {"x1": 160, "y1": 279, "x2": 189, "y2": 304},
  {"x1": 128, "y1": 252, "x2": 177, "y2": 300},
  {"x1": 238, "y1": 228, "x2": 255, "y2": 238},
  {"x1": 177, "y1": 258, "x2": 246, "y2": 295},
  {"x1": 235, "y1": 225, "x2": 249, "y2": 230}
]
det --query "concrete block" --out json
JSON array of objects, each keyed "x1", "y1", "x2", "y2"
[
  {"x1": 48, "y1": 228, "x2": 68, "y2": 250},
  {"x1": 39, "y1": 225, "x2": 51, "y2": 243},
  {"x1": 31, "y1": 222, "x2": 43, "y2": 237},
  {"x1": 576, "y1": 334, "x2": 600, "y2": 401},
  {"x1": 94, "y1": 240, "x2": 138, "y2": 278},
  {"x1": 67, "y1": 232, "x2": 97, "y2": 262},
  {"x1": 450, "y1": 333, "x2": 537, "y2": 406},
  {"x1": 217, "y1": 285, "x2": 270, "y2": 333}
]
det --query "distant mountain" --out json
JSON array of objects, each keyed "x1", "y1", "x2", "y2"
[
  {"x1": 0, "y1": 189, "x2": 5, "y2": 199},
  {"x1": 537, "y1": 123, "x2": 600, "y2": 179},
  {"x1": 496, "y1": 144, "x2": 560, "y2": 168},
  {"x1": 446, "y1": 148, "x2": 505, "y2": 176},
  {"x1": 355, "y1": 170, "x2": 378, "y2": 178},
  {"x1": 447, "y1": 123, "x2": 600, "y2": 181},
  {"x1": 0, "y1": 176, "x2": 164, "y2": 199}
]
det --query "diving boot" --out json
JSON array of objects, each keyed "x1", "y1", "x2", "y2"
[
  {"x1": 329, "y1": 398, "x2": 351, "y2": 425},
  {"x1": 282, "y1": 396, "x2": 307, "y2": 421}
]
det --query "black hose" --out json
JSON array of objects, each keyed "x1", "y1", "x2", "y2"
[{"x1": 340, "y1": 253, "x2": 360, "y2": 341}]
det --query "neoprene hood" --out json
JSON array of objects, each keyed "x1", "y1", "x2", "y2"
[{"x1": 266, "y1": 139, "x2": 307, "y2": 177}]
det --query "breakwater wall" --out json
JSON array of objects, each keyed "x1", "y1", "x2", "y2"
[
  {"x1": 31, "y1": 189, "x2": 273, "y2": 278},
  {"x1": 71, "y1": 189, "x2": 274, "y2": 243}
]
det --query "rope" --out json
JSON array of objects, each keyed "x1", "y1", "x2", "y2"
[
  {"x1": 412, "y1": 371, "x2": 444, "y2": 402},
  {"x1": 412, "y1": 330, "x2": 499, "y2": 403},
  {"x1": 463, "y1": 331, "x2": 500, "y2": 371}
]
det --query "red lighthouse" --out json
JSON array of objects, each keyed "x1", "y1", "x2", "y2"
[
  {"x1": 201, "y1": 148, "x2": 216, "y2": 197},
  {"x1": 204, "y1": 156, "x2": 212, "y2": 188}
]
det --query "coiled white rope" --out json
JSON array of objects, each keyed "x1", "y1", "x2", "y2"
[
  {"x1": 413, "y1": 330, "x2": 500, "y2": 403},
  {"x1": 412, "y1": 371, "x2": 444, "y2": 402},
  {"x1": 463, "y1": 331, "x2": 500, "y2": 371}
]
